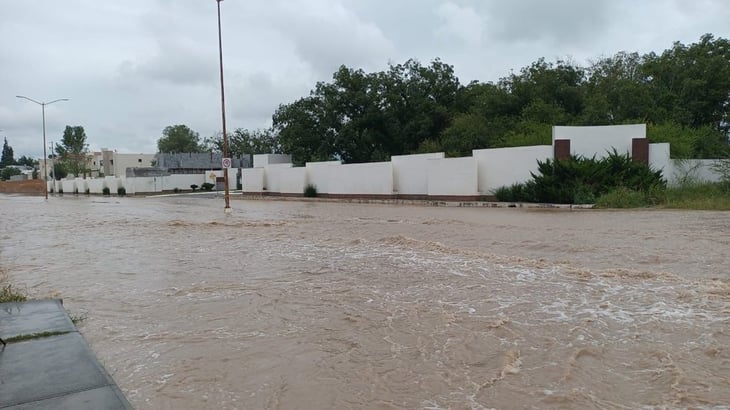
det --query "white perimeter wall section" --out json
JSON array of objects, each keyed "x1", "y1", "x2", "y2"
[
  {"x1": 253, "y1": 154, "x2": 292, "y2": 168},
  {"x1": 278, "y1": 167, "x2": 307, "y2": 194},
  {"x1": 263, "y1": 164, "x2": 293, "y2": 193},
  {"x1": 162, "y1": 175, "x2": 205, "y2": 191},
  {"x1": 474, "y1": 145, "x2": 553, "y2": 194},
  {"x1": 649, "y1": 143, "x2": 671, "y2": 174},
  {"x1": 305, "y1": 161, "x2": 342, "y2": 194},
  {"x1": 554, "y1": 124, "x2": 646, "y2": 159},
  {"x1": 327, "y1": 162, "x2": 393, "y2": 195},
  {"x1": 241, "y1": 168, "x2": 265, "y2": 192},
  {"x1": 668, "y1": 159, "x2": 723, "y2": 185},
  {"x1": 427, "y1": 157, "x2": 478, "y2": 196},
  {"x1": 392, "y1": 152, "x2": 444, "y2": 195}
]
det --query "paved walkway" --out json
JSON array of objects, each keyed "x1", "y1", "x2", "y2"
[{"x1": 0, "y1": 299, "x2": 132, "y2": 409}]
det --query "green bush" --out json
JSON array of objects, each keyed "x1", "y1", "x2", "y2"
[
  {"x1": 173, "y1": 187, "x2": 180, "y2": 193},
  {"x1": 102, "y1": 186, "x2": 110, "y2": 196},
  {"x1": 201, "y1": 182, "x2": 215, "y2": 191},
  {"x1": 498, "y1": 151, "x2": 666, "y2": 204},
  {"x1": 58, "y1": 188, "x2": 63, "y2": 195},
  {"x1": 74, "y1": 188, "x2": 79, "y2": 195},
  {"x1": 0, "y1": 167, "x2": 21, "y2": 180},
  {"x1": 117, "y1": 186, "x2": 126, "y2": 196},
  {"x1": 190, "y1": 184, "x2": 198, "y2": 192},
  {"x1": 595, "y1": 187, "x2": 651, "y2": 208},
  {"x1": 303, "y1": 184, "x2": 317, "y2": 197},
  {"x1": 493, "y1": 183, "x2": 533, "y2": 202},
  {"x1": 85, "y1": 188, "x2": 90, "y2": 195}
]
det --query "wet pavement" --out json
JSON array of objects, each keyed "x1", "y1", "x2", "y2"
[{"x1": 0, "y1": 300, "x2": 132, "y2": 409}]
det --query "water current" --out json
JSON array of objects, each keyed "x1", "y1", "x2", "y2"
[{"x1": 1, "y1": 194, "x2": 728, "y2": 409}]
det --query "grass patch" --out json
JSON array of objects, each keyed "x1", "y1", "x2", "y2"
[
  {"x1": 0, "y1": 284, "x2": 27, "y2": 303},
  {"x1": 660, "y1": 183, "x2": 730, "y2": 210},
  {"x1": 595, "y1": 188, "x2": 652, "y2": 208},
  {"x1": 3, "y1": 331, "x2": 71, "y2": 344},
  {"x1": 69, "y1": 311, "x2": 88, "y2": 325},
  {"x1": 595, "y1": 182, "x2": 730, "y2": 210}
]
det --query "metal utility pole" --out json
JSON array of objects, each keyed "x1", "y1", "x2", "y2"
[
  {"x1": 16, "y1": 96, "x2": 69, "y2": 199},
  {"x1": 216, "y1": 0, "x2": 231, "y2": 213}
]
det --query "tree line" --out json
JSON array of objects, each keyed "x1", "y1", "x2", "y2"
[{"x1": 171, "y1": 34, "x2": 729, "y2": 164}]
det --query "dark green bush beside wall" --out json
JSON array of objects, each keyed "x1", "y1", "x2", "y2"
[{"x1": 494, "y1": 151, "x2": 666, "y2": 204}]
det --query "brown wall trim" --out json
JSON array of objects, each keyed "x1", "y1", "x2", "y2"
[
  {"x1": 632, "y1": 138, "x2": 649, "y2": 164},
  {"x1": 554, "y1": 139, "x2": 571, "y2": 160}
]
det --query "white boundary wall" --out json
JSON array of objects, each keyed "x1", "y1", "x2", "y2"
[
  {"x1": 242, "y1": 168, "x2": 265, "y2": 192},
  {"x1": 474, "y1": 146, "x2": 553, "y2": 194},
  {"x1": 263, "y1": 164, "x2": 294, "y2": 193},
  {"x1": 278, "y1": 167, "x2": 307, "y2": 194},
  {"x1": 328, "y1": 162, "x2": 393, "y2": 195},
  {"x1": 392, "y1": 153, "x2": 444, "y2": 195},
  {"x1": 668, "y1": 159, "x2": 723, "y2": 185},
  {"x1": 306, "y1": 161, "x2": 342, "y2": 194},
  {"x1": 427, "y1": 157, "x2": 478, "y2": 196},
  {"x1": 554, "y1": 124, "x2": 646, "y2": 158}
]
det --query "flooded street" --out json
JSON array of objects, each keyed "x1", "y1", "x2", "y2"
[{"x1": 1, "y1": 194, "x2": 728, "y2": 409}]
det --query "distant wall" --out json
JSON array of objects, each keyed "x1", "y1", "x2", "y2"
[
  {"x1": 278, "y1": 167, "x2": 307, "y2": 194},
  {"x1": 254, "y1": 154, "x2": 292, "y2": 168},
  {"x1": 263, "y1": 164, "x2": 294, "y2": 193},
  {"x1": 427, "y1": 157, "x2": 478, "y2": 197},
  {"x1": 668, "y1": 159, "x2": 723, "y2": 186},
  {"x1": 241, "y1": 168, "x2": 265, "y2": 192},
  {"x1": 554, "y1": 124, "x2": 646, "y2": 159},
  {"x1": 392, "y1": 153, "x2": 444, "y2": 196},
  {"x1": 306, "y1": 161, "x2": 342, "y2": 194},
  {"x1": 328, "y1": 162, "x2": 393, "y2": 195},
  {"x1": 474, "y1": 146, "x2": 553, "y2": 195}
]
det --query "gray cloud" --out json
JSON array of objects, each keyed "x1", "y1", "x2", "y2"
[{"x1": 1, "y1": 0, "x2": 729, "y2": 158}]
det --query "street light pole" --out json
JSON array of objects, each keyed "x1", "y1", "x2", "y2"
[
  {"x1": 16, "y1": 96, "x2": 69, "y2": 200},
  {"x1": 216, "y1": 0, "x2": 231, "y2": 213}
]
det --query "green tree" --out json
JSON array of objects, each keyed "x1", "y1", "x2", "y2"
[
  {"x1": 157, "y1": 125, "x2": 202, "y2": 153},
  {"x1": 203, "y1": 128, "x2": 281, "y2": 157},
  {"x1": 272, "y1": 58, "x2": 461, "y2": 164},
  {"x1": 642, "y1": 34, "x2": 730, "y2": 131},
  {"x1": 55, "y1": 126, "x2": 88, "y2": 177},
  {"x1": 15, "y1": 155, "x2": 35, "y2": 167},
  {"x1": 1, "y1": 167, "x2": 21, "y2": 181},
  {"x1": 1, "y1": 138, "x2": 14, "y2": 167}
]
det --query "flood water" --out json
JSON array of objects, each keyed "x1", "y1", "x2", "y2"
[{"x1": 1, "y1": 194, "x2": 728, "y2": 409}]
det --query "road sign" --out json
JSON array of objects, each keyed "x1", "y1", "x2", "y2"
[{"x1": 222, "y1": 157, "x2": 232, "y2": 168}]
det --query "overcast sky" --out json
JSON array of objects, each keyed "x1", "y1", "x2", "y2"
[{"x1": 1, "y1": 0, "x2": 728, "y2": 158}]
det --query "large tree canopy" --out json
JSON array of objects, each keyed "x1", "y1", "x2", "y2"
[
  {"x1": 55, "y1": 126, "x2": 88, "y2": 177},
  {"x1": 260, "y1": 34, "x2": 730, "y2": 163},
  {"x1": 157, "y1": 125, "x2": 203, "y2": 153}
]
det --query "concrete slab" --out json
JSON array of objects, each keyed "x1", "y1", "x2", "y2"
[
  {"x1": 0, "y1": 326, "x2": 132, "y2": 409},
  {"x1": 3, "y1": 386, "x2": 130, "y2": 410},
  {"x1": 0, "y1": 299, "x2": 75, "y2": 340}
]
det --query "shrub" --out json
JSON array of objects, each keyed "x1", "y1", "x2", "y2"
[
  {"x1": 190, "y1": 184, "x2": 198, "y2": 192},
  {"x1": 117, "y1": 186, "x2": 126, "y2": 196},
  {"x1": 201, "y1": 182, "x2": 215, "y2": 191},
  {"x1": 102, "y1": 186, "x2": 110, "y2": 196},
  {"x1": 303, "y1": 184, "x2": 317, "y2": 197},
  {"x1": 74, "y1": 188, "x2": 79, "y2": 195},
  {"x1": 493, "y1": 183, "x2": 533, "y2": 202},
  {"x1": 85, "y1": 188, "x2": 90, "y2": 195},
  {"x1": 58, "y1": 188, "x2": 63, "y2": 195},
  {"x1": 173, "y1": 187, "x2": 180, "y2": 193},
  {"x1": 0, "y1": 284, "x2": 27, "y2": 303}
]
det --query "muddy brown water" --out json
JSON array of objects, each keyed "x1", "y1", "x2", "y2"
[{"x1": 1, "y1": 194, "x2": 728, "y2": 409}]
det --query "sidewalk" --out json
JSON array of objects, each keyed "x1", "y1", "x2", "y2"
[{"x1": 0, "y1": 299, "x2": 132, "y2": 409}]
